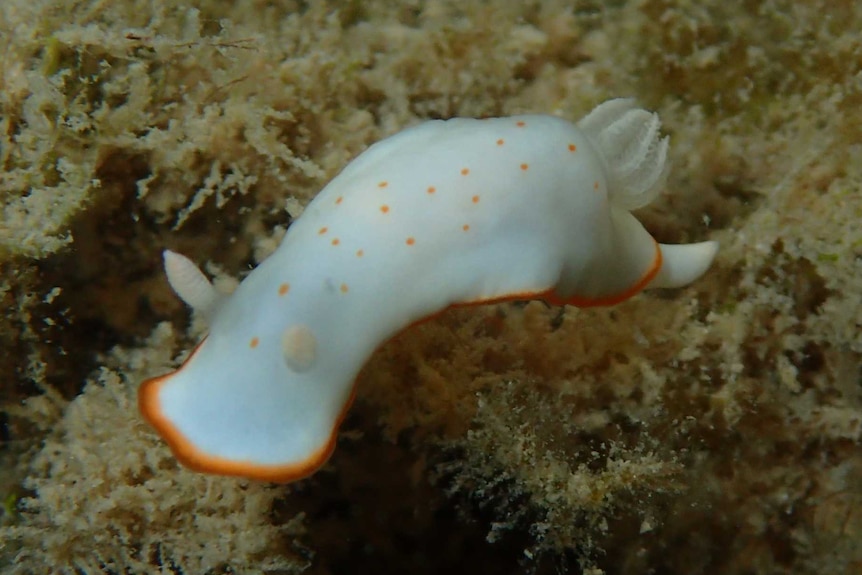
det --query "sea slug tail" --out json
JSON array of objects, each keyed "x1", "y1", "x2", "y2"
[{"x1": 649, "y1": 241, "x2": 719, "y2": 289}]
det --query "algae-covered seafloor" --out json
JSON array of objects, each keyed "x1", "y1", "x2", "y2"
[{"x1": 1, "y1": 1, "x2": 861, "y2": 573}]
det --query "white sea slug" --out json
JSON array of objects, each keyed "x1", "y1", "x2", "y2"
[{"x1": 140, "y1": 99, "x2": 718, "y2": 482}]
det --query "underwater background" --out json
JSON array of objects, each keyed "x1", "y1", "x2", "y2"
[{"x1": 1, "y1": 0, "x2": 861, "y2": 573}]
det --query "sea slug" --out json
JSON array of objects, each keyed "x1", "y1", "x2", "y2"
[{"x1": 139, "y1": 99, "x2": 718, "y2": 482}]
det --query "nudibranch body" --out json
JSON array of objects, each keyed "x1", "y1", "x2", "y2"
[{"x1": 140, "y1": 99, "x2": 718, "y2": 482}]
